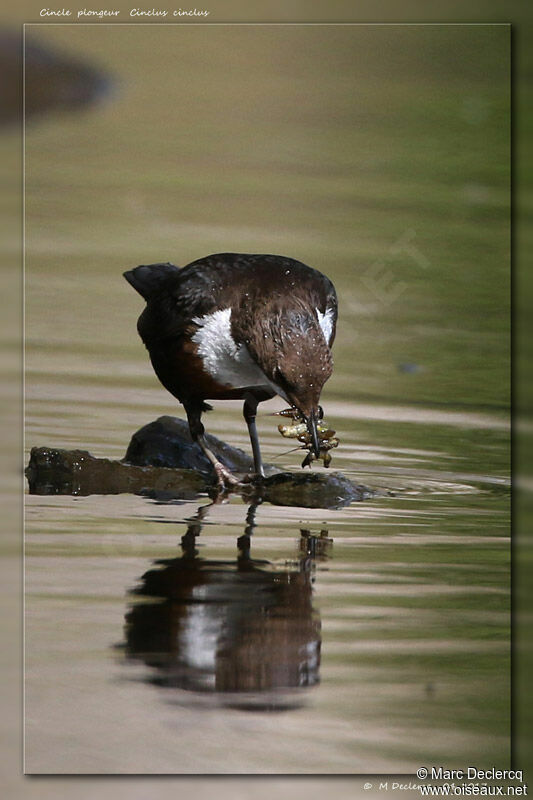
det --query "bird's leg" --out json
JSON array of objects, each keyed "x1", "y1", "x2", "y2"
[
  {"x1": 198, "y1": 437, "x2": 241, "y2": 488},
  {"x1": 185, "y1": 405, "x2": 240, "y2": 488},
  {"x1": 243, "y1": 394, "x2": 265, "y2": 478}
]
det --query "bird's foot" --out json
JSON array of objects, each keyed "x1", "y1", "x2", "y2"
[{"x1": 213, "y1": 461, "x2": 242, "y2": 490}]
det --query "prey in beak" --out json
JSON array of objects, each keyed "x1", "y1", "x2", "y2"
[{"x1": 276, "y1": 405, "x2": 339, "y2": 468}]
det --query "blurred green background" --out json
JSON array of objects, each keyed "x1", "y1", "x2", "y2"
[{"x1": 25, "y1": 24, "x2": 509, "y2": 414}]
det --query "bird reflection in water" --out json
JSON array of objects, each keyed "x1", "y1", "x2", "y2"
[{"x1": 123, "y1": 503, "x2": 331, "y2": 710}]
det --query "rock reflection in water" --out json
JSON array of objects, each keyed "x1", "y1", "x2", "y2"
[{"x1": 123, "y1": 504, "x2": 331, "y2": 710}]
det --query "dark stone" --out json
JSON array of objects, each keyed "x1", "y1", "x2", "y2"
[
  {"x1": 259, "y1": 471, "x2": 371, "y2": 509},
  {"x1": 25, "y1": 446, "x2": 205, "y2": 500},
  {"x1": 123, "y1": 415, "x2": 280, "y2": 478},
  {"x1": 25, "y1": 417, "x2": 374, "y2": 509}
]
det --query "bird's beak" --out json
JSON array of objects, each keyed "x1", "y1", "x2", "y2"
[{"x1": 305, "y1": 408, "x2": 321, "y2": 458}]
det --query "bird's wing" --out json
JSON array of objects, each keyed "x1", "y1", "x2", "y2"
[
  {"x1": 125, "y1": 261, "x2": 227, "y2": 346},
  {"x1": 124, "y1": 263, "x2": 190, "y2": 345}
]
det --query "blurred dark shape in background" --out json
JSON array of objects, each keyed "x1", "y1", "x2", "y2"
[
  {"x1": 0, "y1": 28, "x2": 111, "y2": 126},
  {"x1": 397, "y1": 362, "x2": 423, "y2": 374}
]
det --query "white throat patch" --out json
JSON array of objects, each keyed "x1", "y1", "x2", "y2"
[{"x1": 316, "y1": 307, "x2": 335, "y2": 345}]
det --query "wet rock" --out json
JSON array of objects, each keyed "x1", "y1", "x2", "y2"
[
  {"x1": 25, "y1": 417, "x2": 373, "y2": 509},
  {"x1": 25, "y1": 446, "x2": 205, "y2": 499},
  {"x1": 124, "y1": 415, "x2": 280, "y2": 478},
  {"x1": 257, "y1": 471, "x2": 371, "y2": 509}
]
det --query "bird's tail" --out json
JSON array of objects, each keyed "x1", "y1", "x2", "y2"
[{"x1": 123, "y1": 262, "x2": 179, "y2": 301}]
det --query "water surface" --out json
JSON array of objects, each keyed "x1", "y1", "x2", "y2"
[{"x1": 24, "y1": 24, "x2": 510, "y2": 774}]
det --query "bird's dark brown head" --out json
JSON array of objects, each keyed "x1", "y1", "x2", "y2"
[{"x1": 240, "y1": 302, "x2": 333, "y2": 457}]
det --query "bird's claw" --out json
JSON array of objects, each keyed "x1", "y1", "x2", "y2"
[{"x1": 213, "y1": 462, "x2": 241, "y2": 489}]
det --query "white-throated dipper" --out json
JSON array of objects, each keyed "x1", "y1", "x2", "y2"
[{"x1": 124, "y1": 252, "x2": 337, "y2": 486}]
